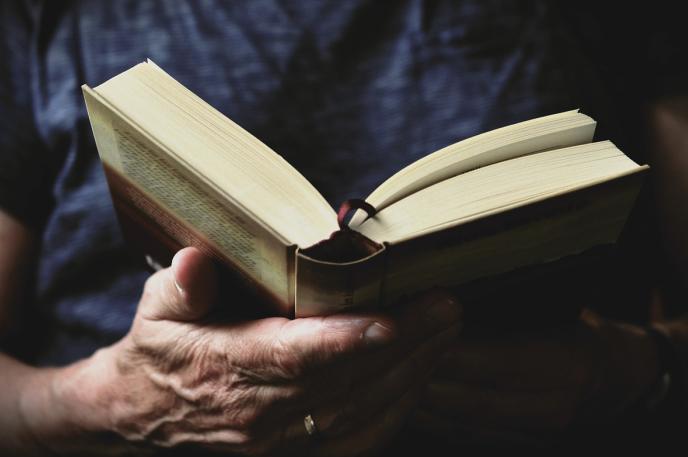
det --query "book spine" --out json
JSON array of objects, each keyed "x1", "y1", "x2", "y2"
[{"x1": 294, "y1": 246, "x2": 387, "y2": 317}]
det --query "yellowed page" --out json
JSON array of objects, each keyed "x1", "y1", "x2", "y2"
[
  {"x1": 351, "y1": 110, "x2": 595, "y2": 226},
  {"x1": 84, "y1": 86, "x2": 293, "y2": 309}
]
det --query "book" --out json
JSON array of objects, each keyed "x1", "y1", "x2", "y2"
[{"x1": 82, "y1": 60, "x2": 648, "y2": 318}]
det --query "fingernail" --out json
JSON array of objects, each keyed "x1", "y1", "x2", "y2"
[
  {"x1": 425, "y1": 297, "x2": 460, "y2": 328},
  {"x1": 174, "y1": 278, "x2": 184, "y2": 295},
  {"x1": 363, "y1": 322, "x2": 394, "y2": 346},
  {"x1": 171, "y1": 251, "x2": 185, "y2": 295}
]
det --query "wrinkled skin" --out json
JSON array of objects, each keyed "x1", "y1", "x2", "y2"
[{"x1": 50, "y1": 247, "x2": 461, "y2": 456}]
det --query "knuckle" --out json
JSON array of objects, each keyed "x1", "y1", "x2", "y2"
[
  {"x1": 232, "y1": 410, "x2": 261, "y2": 435},
  {"x1": 226, "y1": 386, "x2": 282, "y2": 432},
  {"x1": 226, "y1": 410, "x2": 279, "y2": 456},
  {"x1": 234, "y1": 434, "x2": 273, "y2": 457},
  {"x1": 270, "y1": 328, "x2": 307, "y2": 380},
  {"x1": 142, "y1": 271, "x2": 164, "y2": 299}
]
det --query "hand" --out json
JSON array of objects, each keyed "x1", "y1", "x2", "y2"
[
  {"x1": 22, "y1": 247, "x2": 461, "y2": 456},
  {"x1": 411, "y1": 309, "x2": 660, "y2": 447}
]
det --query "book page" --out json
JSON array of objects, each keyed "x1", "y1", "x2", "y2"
[
  {"x1": 114, "y1": 124, "x2": 262, "y2": 274},
  {"x1": 381, "y1": 172, "x2": 644, "y2": 306},
  {"x1": 84, "y1": 87, "x2": 293, "y2": 308},
  {"x1": 95, "y1": 62, "x2": 338, "y2": 248},
  {"x1": 350, "y1": 110, "x2": 596, "y2": 226},
  {"x1": 357, "y1": 142, "x2": 644, "y2": 244}
]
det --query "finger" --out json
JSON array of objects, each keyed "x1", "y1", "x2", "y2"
[
  {"x1": 204, "y1": 304, "x2": 451, "y2": 416},
  {"x1": 434, "y1": 331, "x2": 595, "y2": 392},
  {"x1": 217, "y1": 289, "x2": 459, "y2": 386},
  {"x1": 137, "y1": 246, "x2": 217, "y2": 322},
  {"x1": 186, "y1": 303, "x2": 458, "y2": 455},
  {"x1": 205, "y1": 290, "x2": 460, "y2": 442},
  {"x1": 263, "y1": 290, "x2": 461, "y2": 410},
  {"x1": 275, "y1": 288, "x2": 461, "y2": 378},
  {"x1": 316, "y1": 324, "x2": 460, "y2": 438},
  {"x1": 278, "y1": 323, "x2": 459, "y2": 442},
  {"x1": 208, "y1": 289, "x2": 460, "y2": 378},
  {"x1": 310, "y1": 382, "x2": 426, "y2": 457},
  {"x1": 349, "y1": 289, "x2": 463, "y2": 383},
  {"x1": 410, "y1": 408, "x2": 547, "y2": 448},
  {"x1": 420, "y1": 381, "x2": 578, "y2": 432}
]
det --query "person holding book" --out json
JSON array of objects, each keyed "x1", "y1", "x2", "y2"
[{"x1": 1, "y1": 1, "x2": 686, "y2": 455}]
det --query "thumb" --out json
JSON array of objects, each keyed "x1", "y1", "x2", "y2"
[{"x1": 137, "y1": 247, "x2": 217, "y2": 322}]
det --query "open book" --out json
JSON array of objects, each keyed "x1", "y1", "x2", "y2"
[{"x1": 82, "y1": 60, "x2": 647, "y2": 317}]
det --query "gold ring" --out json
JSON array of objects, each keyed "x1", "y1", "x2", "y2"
[{"x1": 304, "y1": 413, "x2": 318, "y2": 437}]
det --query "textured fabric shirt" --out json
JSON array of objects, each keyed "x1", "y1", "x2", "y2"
[{"x1": 0, "y1": 0, "x2": 685, "y2": 366}]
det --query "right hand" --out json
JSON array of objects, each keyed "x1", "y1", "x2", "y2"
[{"x1": 32, "y1": 247, "x2": 461, "y2": 456}]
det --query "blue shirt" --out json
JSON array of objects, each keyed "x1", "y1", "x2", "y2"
[{"x1": 0, "y1": 1, "x2": 684, "y2": 366}]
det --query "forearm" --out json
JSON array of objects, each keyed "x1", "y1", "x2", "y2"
[
  {"x1": 0, "y1": 352, "x2": 42, "y2": 452},
  {"x1": 0, "y1": 347, "x2": 128, "y2": 456}
]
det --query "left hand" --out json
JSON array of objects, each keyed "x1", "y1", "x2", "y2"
[{"x1": 411, "y1": 309, "x2": 661, "y2": 446}]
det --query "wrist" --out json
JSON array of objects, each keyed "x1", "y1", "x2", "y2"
[{"x1": 19, "y1": 344, "x2": 126, "y2": 455}]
